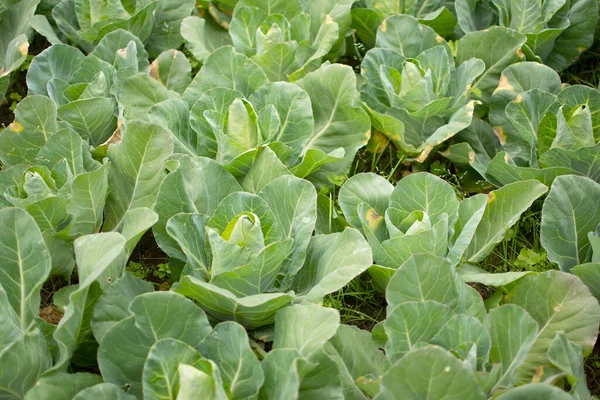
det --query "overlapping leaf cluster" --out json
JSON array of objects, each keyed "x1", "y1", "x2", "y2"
[{"x1": 1, "y1": 0, "x2": 600, "y2": 399}]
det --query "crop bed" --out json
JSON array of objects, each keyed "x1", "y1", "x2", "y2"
[{"x1": 1, "y1": 0, "x2": 600, "y2": 399}]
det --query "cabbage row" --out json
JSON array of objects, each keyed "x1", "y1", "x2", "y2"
[{"x1": 1, "y1": 0, "x2": 600, "y2": 399}]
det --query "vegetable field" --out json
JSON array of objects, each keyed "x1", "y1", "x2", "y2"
[{"x1": 2, "y1": 0, "x2": 600, "y2": 398}]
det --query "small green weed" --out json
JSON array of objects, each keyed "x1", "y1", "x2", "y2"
[
  {"x1": 323, "y1": 276, "x2": 386, "y2": 330},
  {"x1": 127, "y1": 261, "x2": 172, "y2": 283},
  {"x1": 479, "y1": 205, "x2": 557, "y2": 273}
]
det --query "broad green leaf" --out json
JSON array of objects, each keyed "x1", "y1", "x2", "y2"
[
  {"x1": 259, "y1": 349, "x2": 305, "y2": 400},
  {"x1": 557, "y1": 85, "x2": 600, "y2": 142},
  {"x1": 242, "y1": 147, "x2": 290, "y2": 194},
  {"x1": 485, "y1": 152, "x2": 574, "y2": 187},
  {"x1": 456, "y1": 27, "x2": 527, "y2": 101},
  {"x1": 148, "y1": 99, "x2": 197, "y2": 157},
  {"x1": 249, "y1": 82, "x2": 314, "y2": 161},
  {"x1": 166, "y1": 213, "x2": 210, "y2": 280},
  {"x1": 339, "y1": 173, "x2": 394, "y2": 229},
  {"x1": 431, "y1": 314, "x2": 491, "y2": 369},
  {"x1": 292, "y1": 228, "x2": 372, "y2": 302},
  {"x1": 236, "y1": 0, "x2": 302, "y2": 18},
  {"x1": 301, "y1": 0, "x2": 354, "y2": 57},
  {"x1": 199, "y1": 322, "x2": 264, "y2": 400},
  {"x1": 119, "y1": 207, "x2": 158, "y2": 255},
  {"x1": 142, "y1": 339, "x2": 220, "y2": 400},
  {"x1": 91, "y1": 272, "x2": 154, "y2": 343},
  {"x1": 145, "y1": 0, "x2": 196, "y2": 56},
  {"x1": 181, "y1": 16, "x2": 232, "y2": 62},
  {"x1": 386, "y1": 254, "x2": 463, "y2": 311},
  {"x1": 188, "y1": 86, "x2": 244, "y2": 159},
  {"x1": 545, "y1": 0, "x2": 598, "y2": 71},
  {"x1": 495, "y1": 384, "x2": 574, "y2": 399},
  {"x1": 506, "y1": 271, "x2": 600, "y2": 382},
  {"x1": 208, "y1": 191, "x2": 282, "y2": 248},
  {"x1": 150, "y1": 49, "x2": 192, "y2": 95},
  {"x1": 67, "y1": 163, "x2": 109, "y2": 236},
  {"x1": 539, "y1": 144, "x2": 600, "y2": 183},
  {"x1": 326, "y1": 324, "x2": 389, "y2": 400},
  {"x1": 72, "y1": 383, "x2": 136, "y2": 400},
  {"x1": 360, "y1": 48, "x2": 406, "y2": 111},
  {"x1": 90, "y1": 29, "x2": 149, "y2": 69},
  {"x1": 51, "y1": 233, "x2": 128, "y2": 372},
  {"x1": 296, "y1": 63, "x2": 371, "y2": 185},
  {"x1": 0, "y1": 95, "x2": 58, "y2": 167},
  {"x1": 23, "y1": 372, "x2": 101, "y2": 400},
  {"x1": 375, "y1": 346, "x2": 485, "y2": 400},
  {"x1": 154, "y1": 156, "x2": 241, "y2": 260},
  {"x1": 209, "y1": 240, "x2": 293, "y2": 297},
  {"x1": 78, "y1": 2, "x2": 156, "y2": 45},
  {"x1": 229, "y1": 6, "x2": 267, "y2": 56},
  {"x1": 375, "y1": 15, "x2": 445, "y2": 58},
  {"x1": 24, "y1": 196, "x2": 70, "y2": 233},
  {"x1": 119, "y1": 73, "x2": 177, "y2": 120},
  {"x1": 297, "y1": 348, "x2": 345, "y2": 399},
  {"x1": 418, "y1": 6, "x2": 457, "y2": 38},
  {"x1": 390, "y1": 172, "x2": 459, "y2": 225},
  {"x1": 484, "y1": 305, "x2": 538, "y2": 393},
  {"x1": 289, "y1": 148, "x2": 345, "y2": 179},
  {"x1": 0, "y1": 330, "x2": 52, "y2": 399},
  {"x1": 180, "y1": 16, "x2": 232, "y2": 62},
  {"x1": 374, "y1": 213, "x2": 449, "y2": 270},
  {"x1": 26, "y1": 44, "x2": 85, "y2": 95},
  {"x1": 177, "y1": 363, "x2": 228, "y2": 400},
  {"x1": 447, "y1": 194, "x2": 487, "y2": 266},
  {"x1": 464, "y1": 180, "x2": 548, "y2": 262},
  {"x1": 57, "y1": 97, "x2": 117, "y2": 147},
  {"x1": 259, "y1": 175, "x2": 317, "y2": 281},
  {"x1": 489, "y1": 62, "x2": 562, "y2": 138},
  {"x1": 457, "y1": 268, "x2": 534, "y2": 287},
  {"x1": 104, "y1": 121, "x2": 173, "y2": 231},
  {"x1": 541, "y1": 175, "x2": 600, "y2": 271},
  {"x1": 183, "y1": 46, "x2": 269, "y2": 105},
  {"x1": 252, "y1": 42, "x2": 299, "y2": 82},
  {"x1": 384, "y1": 301, "x2": 454, "y2": 362},
  {"x1": 351, "y1": 8, "x2": 383, "y2": 48},
  {"x1": 274, "y1": 304, "x2": 340, "y2": 357},
  {"x1": 571, "y1": 262, "x2": 600, "y2": 300},
  {"x1": 98, "y1": 292, "x2": 213, "y2": 397},
  {"x1": 0, "y1": 287, "x2": 23, "y2": 352},
  {"x1": 548, "y1": 332, "x2": 590, "y2": 399},
  {"x1": 0, "y1": 208, "x2": 51, "y2": 330},
  {"x1": 552, "y1": 105, "x2": 595, "y2": 152},
  {"x1": 503, "y1": 89, "x2": 559, "y2": 164},
  {"x1": 36, "y1": 127, "x2": 99, "y2": 176},
  {"x1": 173, "y1": 276, "x2": 293, "y2": 329}
]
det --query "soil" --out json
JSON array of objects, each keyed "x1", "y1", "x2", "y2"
[{"x1": 40, "y1": 305, "x2": 63, "y2": 325}]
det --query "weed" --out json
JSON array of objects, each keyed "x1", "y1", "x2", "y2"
[{"x1": 323, "y1": 275, "x2": 386, "y2": 331}]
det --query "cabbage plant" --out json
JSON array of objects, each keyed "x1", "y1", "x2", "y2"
[
  {"x1": 540, "y1": 175, "x2": 600, "y2": 299},
  {"x1": 351, "y1": 0, "x2": 458, "y2": 48},
  {"x1": 371, "y1": 253, "x2": 600, "y2": 399},
  {"x1": 181, "y1": 0, "x2": 354, "y2": 80},
  {"x1": 339, "y1": 172, "x2": 548, "y2": 289},
  {"x1": 0, "y1": 36, "x2": 188, "y2": 273},
  {"x1": 0, "y1": 0, "x2": 40, "y2": 102},
  {"x1": 2, "y1": 206, "x2": 598, "y2": 398},
  {"x1": 360, "y1": 15, "x2": 530, "y2": 161},
  {"x1": 132, "y1": 45, "x2": 371, "y2": 187},
  {"x1": 454, "y1": 0, "x2": 599, "y2": 71},
  {"x1": 153, "y1": 155, "x2": 372, "y2": 329},
  {"x1": 445, "y1": 62, "x2": 600, "y2": 187},
  {"x1": 0, "y1": 209, "x2": 263, "y2": 399},
  {"x1": 32, "y1": 0, "x2": 195, "y2": 56}
]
